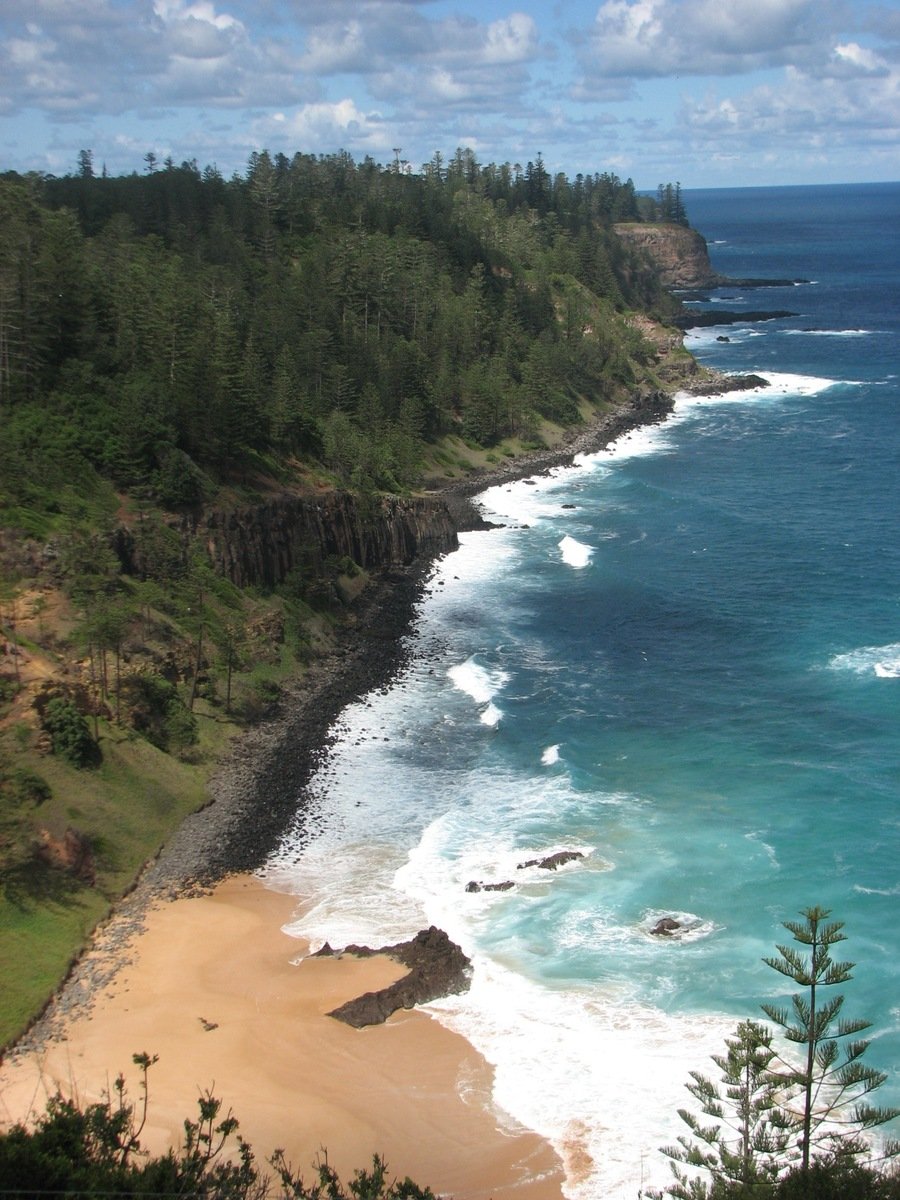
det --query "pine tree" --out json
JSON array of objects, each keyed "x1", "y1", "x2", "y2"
[
  {"x1": 657, "y1": 1020, "x2": 791, "y2": 1198},
  {"x1": 762, "y1": 906, "x2": 900, "y2": 1173},
  {"x1": 655, "y1": 909, "x2": 900, "y2": 1199}
]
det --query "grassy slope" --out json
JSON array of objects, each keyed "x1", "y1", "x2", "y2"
[{"x1": 0, "y1": 704, "x2": 239, "y2": 1047}]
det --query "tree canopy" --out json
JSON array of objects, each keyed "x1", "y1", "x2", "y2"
[{"x1": 0, "y1": 149, "x2": 682, "y2": 515}]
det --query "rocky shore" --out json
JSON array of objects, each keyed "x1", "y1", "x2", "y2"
[{"x1": 8, "y1": 369, "x2": 761, "y2": 1055}]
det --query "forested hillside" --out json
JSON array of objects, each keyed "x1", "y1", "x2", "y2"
[
  {"x1": 0, "y1": 148, "x2": 693, "y2": 1047},
  {"x1": 1, "y1": 149, "x2": 681, "y2": 516}
]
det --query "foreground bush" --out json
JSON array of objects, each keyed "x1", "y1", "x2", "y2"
[{"x1": 0, "y1": 1053, "x2": 435, "y2": 1199}]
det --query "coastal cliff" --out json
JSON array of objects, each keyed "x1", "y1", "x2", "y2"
[
  {"x1": 614, "y1": 221, "x2": 722, "y2": 289},
  {"x1": 197, "y1": 492, "x2": 459, "y2": 588},
  {"x1": 614, "y1": 220, "x2": 805, "y2": 294},
  {"x1": 115, "y1": 492, "x2": 459, "y2": 590}
]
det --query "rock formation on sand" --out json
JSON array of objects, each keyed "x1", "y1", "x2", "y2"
[{"x1": 317, "y1": 927, "x2": 472, "y2": 1028}]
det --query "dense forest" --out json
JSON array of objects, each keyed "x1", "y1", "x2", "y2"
[{"x1": 0, "y1": 148, "x2": 681, "y2": 517}]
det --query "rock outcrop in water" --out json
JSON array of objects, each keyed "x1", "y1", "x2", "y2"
[{"x1": 517, "y1": 850, "x2": 585, "y2": 871}]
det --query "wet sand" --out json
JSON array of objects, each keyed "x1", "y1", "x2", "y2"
[{"x1": 0, "y1": 874, "x2": 564, "y2": 1199}]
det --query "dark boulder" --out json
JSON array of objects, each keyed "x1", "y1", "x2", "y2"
[
  {"x1": 684, "y1": 373, "x2": 770, "y2": 397},
  {"x1": 326, "y1": 926, "x2": 471, "y2": 1028},
  {"x1": 517, "y1": 850, "x2": 584, "y2": 871},
  {"x1": 650, "y1": 917, "x2": 682, "y2": 936}
]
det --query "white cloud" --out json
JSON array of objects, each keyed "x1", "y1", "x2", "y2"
[
  {"x1": 1, "y1": 0, "x2": 898, "y2": 185},
  {"x1": 483, "y1": 14, "x2": 540, "y2": 64},
  {"x1": 832, "y1": 41, "x2": 884, "y2": 73},
  {"x1": 680, "y1": 57, "x2": 900, "y2": 151},
  {"x1": 577, "y1": 0, "x2": 824, "y2": 83},
  {"x1": 255, "y1": 98, "x2": 388, "y2": 152},
  {"x1": 300, "y1": 20, "x2": 371, "y2": 73}
]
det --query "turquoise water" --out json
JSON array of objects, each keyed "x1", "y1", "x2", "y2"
[{"x1": 266, "y1": 183, "x2": 900, "y2": 1198}]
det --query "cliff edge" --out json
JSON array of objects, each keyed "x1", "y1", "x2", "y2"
[{"x1": 615, "y1": 222, "x2": 722, "y2": 289}]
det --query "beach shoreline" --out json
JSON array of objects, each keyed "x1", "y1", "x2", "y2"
[
  {"x1": 0, "y1": 377, "x2": 735, "y2": 1195},
  {"x1": 0, "y1": 874, "x2": 565, "y2": 1198}
]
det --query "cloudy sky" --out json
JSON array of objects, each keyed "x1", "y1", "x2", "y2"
[{"x1": 2, "y1": 0, "x2": 899, "y2": 188}]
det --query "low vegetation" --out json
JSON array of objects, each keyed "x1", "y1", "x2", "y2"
[{"x1": 0, "y1": 1053, "x2": 434, "y2": 1199}]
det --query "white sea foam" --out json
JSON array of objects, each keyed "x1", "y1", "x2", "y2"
[
  {"x1": 558, "y1": 534, "x2": 594, "y2": 568},
  {"x1": 578, "y1": 421, "x2": 673, "y2": 464},
  {"x1": 781, "y1": 327, "x2": 873, "y2": 337},
  {"x1": 684, "y1": 326, "x2": 756, "y2": 349},
  {"x1": 385, "y1": 817, "x2": 734, "y2": 1197},
  {"x1": 427, "y1": 958, "x2": 732, "y2": 1200},
  {"x1": 267, "y1": 836, "x2": 427, "y2": 950},
  {"x1": 828, "y1": 642, "x2": 900, "y2": 678},
  {"x1": 448, "y1": 657, "x2": 508, "y2": 705},
  {"x1": 554, "y1": 906, "x2": 719, "y2": 956},
  {"x1": 448, "y1": 656, "x2": 509, "y2": 725},
  {"x1": 476, "y1": 465, "x2": 588, "y2": 528},
  {"x1": 640, "y1": 910, "x2": 721, "y2": 942},
  {"x1": 672, "y1": 371, "x2": 837, "y2": 415},
  {"x1": 745, "y1": 830, "x2": 780, "y2": 869},
  {"x1": 541, "y1": 743, "x2": 560, "y2": 765}
]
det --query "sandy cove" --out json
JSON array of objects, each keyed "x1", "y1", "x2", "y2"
[
  {"x1": 1, "y1": 391, "x2": 737, "y2": 1194},
  {"x1": 0, "y1": 875, "x2": 565, "y2": 1199}
]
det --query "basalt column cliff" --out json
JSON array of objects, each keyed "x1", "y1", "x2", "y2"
[{"x1": 116, "y1": 492, "x2": 459, "y2": 591}]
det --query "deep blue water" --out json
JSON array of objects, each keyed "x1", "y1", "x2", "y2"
[{"x1": 266, "y1": 183, "x2": 900, "y2": 1198}]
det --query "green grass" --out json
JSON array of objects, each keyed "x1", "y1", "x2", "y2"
[
  {"x1": 0, "y1": 716, "x2": 236, "y2": 1049},
  {"x1": 0, "y1": 888, "x2": 110, "y2": 1046}
]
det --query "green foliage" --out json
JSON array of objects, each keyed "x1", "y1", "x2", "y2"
[
  {"x1": 658, "y1": 1020, "x2": 792, "y2": 1198},
  {"x1": 155, "y1": 445, "x2": 214, "y2": 508},
  {"x1": 0, "y1": 761, "x2": 52, "y2": 876},
  {"x1": 655, "y1": 182, "x2": 689, "y2": 226},
  {"x1": 120, "y1": 674, "x2": 198, "y2": 752},
  {"x1": 272, "y1": 1153, "x2": 436, "y2": 1200},
  {"x1": 761, "y1": 906, "x2": 900, "y2": 1172},
  {"x1": 5, "y1": 767, "x2": 51, "y2": 807},
  {"x1": 0, "y1": 150, "x2": 676, "y2": 527},
  {"x1": 237, "y1": 678, "x2": 282, "y2": 724},
  {"x1": 40, "y1": 697, "x2": 99, "y2": 767},
  {"x1": 655, "y1": 909, "x2": 900, "y2": 1200},
  {"x1": 0, "y1": 1054, "x2": 436, "y2": 1199}
]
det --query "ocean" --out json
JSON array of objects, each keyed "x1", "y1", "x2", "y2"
[{"x1": 264, "y1": 182, "x2": 900, "y2": 1198}]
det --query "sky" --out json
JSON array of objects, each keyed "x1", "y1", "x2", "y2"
[{"x1": 1, "y1": 0, "x2": 899, "y2": 190}]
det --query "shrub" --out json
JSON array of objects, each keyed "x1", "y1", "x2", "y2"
[
  {"x1": 120, "y1": 674, "x2": 197, "y2": 752},
  {"x1": 41, "y1": 697, "x2": 99, "y2": 767}
]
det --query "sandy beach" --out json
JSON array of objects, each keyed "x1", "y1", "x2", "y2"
[
  {"x1": 0, "y1": 874, "x2": 564, "y2": 1199},
  {"x1": 0, "y1": 394, "x2": 725, "y2": 1195}
]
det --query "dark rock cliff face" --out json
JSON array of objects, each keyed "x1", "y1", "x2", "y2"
[
  {"x1": 202, "y1": 492, "x2": 458, "y2": 588},
  {"x1": 614, "y1": 221, "x2": 805, "y2": 293},
  {"x1": 116, "y1": 492, "x2": 459, "y2": 588}
]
